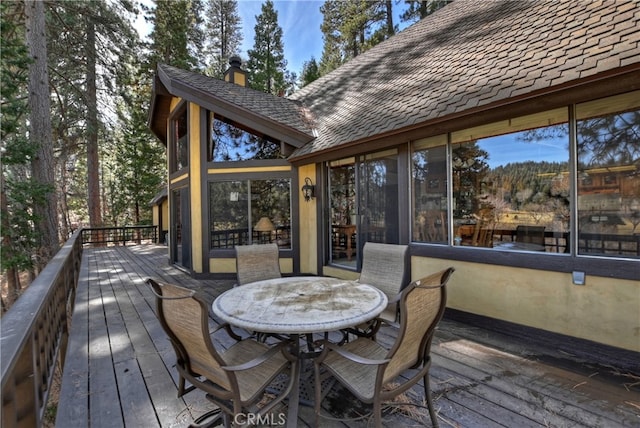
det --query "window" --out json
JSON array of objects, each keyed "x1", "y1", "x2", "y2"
[
  {"x1": 209, "y1": 179, "x2": 291, "y2": 249},
  {"x1": 207, "y1": 113, "x2": 283, "y2": 161},
  {"x1": 328, "y1": 150, "x2": 399, "y2": 268},
  {"x1": 412, "y1": 109, "x2": 571, "y2": 252},
  {"x1": 170, "y1": 106, "x2": 188, "y2": 172},
  {"x1": 577, "y1": 93, "x2": 640, "y2": 258},
  {"x1": 451, "y1": 122, "x2": 570, "y2": 251},
  {"x1": 412, "y1": 136, "x2": 448, "y2": 244},
  {"x1": 409, "y1": 92, "x2": 640, "y2": 261}
]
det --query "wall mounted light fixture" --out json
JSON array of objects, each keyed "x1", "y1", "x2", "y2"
[{"x1": 301, "y1": 177, "x2": 315, "y2": 202}]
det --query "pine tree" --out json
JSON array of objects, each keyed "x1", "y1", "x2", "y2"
[
  {"x1": 319, "y1": 0, "x2": 392, "y2": 76},
  {"x1": 246, "y1": 0, "x2": 287, "y2": 95},
  {"x1": 47, "y1": 0, "x2": 140, "y2": 231},
  {"x1": 146, "y1": 0, "x2": 204, "y2": 71},
  {"x1": 111, "y1": 58, "x2": 166, "y2": 227},
  {"x1": 401, "y1": 0, "x2": 452, "y2": 23},
  {"x1": 203, "y1": 0, "x2": 243, "y2": 78},
  {"x1": 1, "y1": 0, "x2": 38, "y2": 306},
  {"x1": 25, "y1": 0, "x2": 59, "y2": 267},
  {"x1": 300, "y1": 57, "x2": 320, "y2": 87},
  {"x1": 319, "y1": 0, "x2": 346, "y2": 75}
]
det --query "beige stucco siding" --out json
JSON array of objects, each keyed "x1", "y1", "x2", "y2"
[
  {"x1": 411, "y1": 257, "x2": 639, "y2": 352},
  {"x1": 209, "y1": 258, "x2": 293, "y2": 275},
  {"x1": 189, "y1": 103, "x2": 203, "y2": 273},
  {"x1": 298, "y1": 164, "x2": 318, "y2": 274}
]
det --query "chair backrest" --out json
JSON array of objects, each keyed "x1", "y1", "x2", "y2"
[
  {"x1": 235, "y1": 243, "x2": 281, "y2": 285},
  {"x1": 359, "y1": 242, "x2": 410, "y2": 300},
  {"x1": 516, "y1": 225, "x2": 545, "y2": 245},
  {"x1": 382, "y1": 267, "x2": 454, "y2": 383},
  {"x1": 147, "y1": 279, "x2": 231, "y2": 390}
]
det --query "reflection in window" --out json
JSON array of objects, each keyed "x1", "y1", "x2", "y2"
[
  {"x1": 329, "y1": 160, "x2": 356, "y2": 266},
  {"x1": 451, "y1": 125, "x2": 570, "y2": 251},
  {"x1": 328, "y1": 150, "x2": 399, "y2": 268},
  {"x1": 359, "y1": 150, "x2": 399, "y2": 245},
  {"x1": 170, "y1": 107, "x2": 188, "y2": 172},
  {"x1": 208, "y1": 114, "x2": 283, "y2": 161},
  {"x1": 577, "y1": 108, "x2": 640, "y2": 258},
  {"x1": 412, "y1": 139, "x2": 448, "y2": 244},
  {"x1": 209, "y1": 179, "x2": 291, "y2": 249}
]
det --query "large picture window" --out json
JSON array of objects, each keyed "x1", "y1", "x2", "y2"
[
  {"x1": 409, "y1": 92, "x2": 640, "y2": 260},
  {"x1": 412, "y1": 109, "x2": 571, "y2": 253},
  {"x1": 208, "y1": 113, "x2": 283, "y2": 161},
  {"x1": 451, "y1": 121, "x2": 570, "y2": 251},
  {"x1": 209, "y1": 179, "x2": 291, "y2": 249},
  {"x1": 577, "y1": 95, "x2": 640, "y2": 258}
]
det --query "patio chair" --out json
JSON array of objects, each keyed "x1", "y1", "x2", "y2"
[
  {"x1": 146, "y1": 278, "x2": 297, "y2": 427},
  {"x1": 314, "y1": 267, "x2": 455, "y2": 428},
  {"x1": 345, "y1": 242, "x2": 409, "y2": 339},
  {"x1": 235, "y1": 243, "x2": 281, "y2": 286}
]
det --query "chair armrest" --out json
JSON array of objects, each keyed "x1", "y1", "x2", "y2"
[
  {"x1": 221, "y1": 341, "x2": 290, "y2": 372},
  {"x1": 319, "y1": 341, "x2": 390, "y2": 366},
  {"x1": 211, "y1": 322, "x2": 244, "y2": 342}
]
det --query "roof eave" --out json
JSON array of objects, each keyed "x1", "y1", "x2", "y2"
[
  {"x1": 155, "y1": 66, "x2": 314, "y2": 148},
  {"x1": 289, "y1": 65, "x2": 640, "y2": 165}
]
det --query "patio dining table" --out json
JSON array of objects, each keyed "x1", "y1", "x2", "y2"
[{"x1": 212, "y1": 276, "x2": 388, "y2": 427}]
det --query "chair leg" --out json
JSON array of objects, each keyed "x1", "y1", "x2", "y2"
[
  {"x1": 373, "y1": 397, "x2": 383, "y2": 428},
  {"x1": 178, "y1": 375, "x2": 186, "y2": 396},
  {"x1": 423, "y1": 374, "x2": 439, "y2": 427}
]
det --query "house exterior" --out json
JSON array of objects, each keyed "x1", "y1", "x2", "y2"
[
  {"x1": 150, "y1": 187, "x2": 169, "y2": 244},
  {"x1": 148, "y1": 0, "x2": 640, "y2": 352}
]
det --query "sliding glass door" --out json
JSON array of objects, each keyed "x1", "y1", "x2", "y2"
[{"x1": 328, "y1": 149, "x2": 399, "y2": 269}]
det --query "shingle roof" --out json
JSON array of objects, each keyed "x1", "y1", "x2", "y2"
[
  {"x1": 156, "y1": 64, "x2": 316, "y2": 146},
  {"x1": 288, "y1": 0, "x2": 640, "y2": 160}
]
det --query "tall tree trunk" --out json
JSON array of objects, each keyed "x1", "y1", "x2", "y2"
[
  {"x1": 86, "y1": 18, "x2": 102, "y2": 228},
  {"x1": 25, "y1": 0, "x2": 59, "y2": 267},
  {"x1": 58, "y1": 154, "x2": 71, "y2": 238},
  {"x1": 385, "y1": 0, "x2": 394, "y2": 36}
]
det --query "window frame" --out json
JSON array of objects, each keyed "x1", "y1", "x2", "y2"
[
  {"x1": 207, "y1": 169, "x2": 296, "y2": 257},
  {"x1": 334, "y1": 93, "x2": 639, "y2": 281},
  {"x1": 169, "y1": 102, "x2": 189, "y2": 174}
]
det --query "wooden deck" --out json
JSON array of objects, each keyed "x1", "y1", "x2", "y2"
[{"x1": 56, "y1": 245, "x2": 639, "y2": 427}]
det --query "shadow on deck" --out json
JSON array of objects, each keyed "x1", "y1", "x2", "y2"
[{"x1": 56, "y1": 245, "x2": 639, "y2": 427}]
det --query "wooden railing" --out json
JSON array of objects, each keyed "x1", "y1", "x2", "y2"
[
  {"x1": 1, "y1": 230, "x2": 83, "y2": 428},
  {"x1": 81, "y1": 225, "x2": 158, "y2": 246}
]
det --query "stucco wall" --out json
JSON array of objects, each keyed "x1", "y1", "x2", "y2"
[
  {"x1": 298, "y1": 165, "x2": 318, "y2": 274},
  {"x1": 209, "y1": 258, "x2": 293, "y2": 275},
  {"x1": 411, "y1": 256, "x2": 639, "y2": 352},
  {"x1": 189, "y1": 103, "x2": 203, "y2": 273}
]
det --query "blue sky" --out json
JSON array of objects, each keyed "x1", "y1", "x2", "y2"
[
  {"x1": 238, "y1": 0, "x2": 325, "y2": 74},
  {"x1": 136, "y1": 1, "x2": 412, "y2": 76}
]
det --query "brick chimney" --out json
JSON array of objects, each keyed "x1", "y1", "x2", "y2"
[{"x1": 223, "y1": 56, "x2": 247, "y2": 87}]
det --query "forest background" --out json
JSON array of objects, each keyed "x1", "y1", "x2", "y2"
[{"x1": 0, "y1": 0, "x2": 450, "y2": 309}]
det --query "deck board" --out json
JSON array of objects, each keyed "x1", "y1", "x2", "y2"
[{"x1": 56, "y1": 245, "x2": 640, "y2": 427}]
